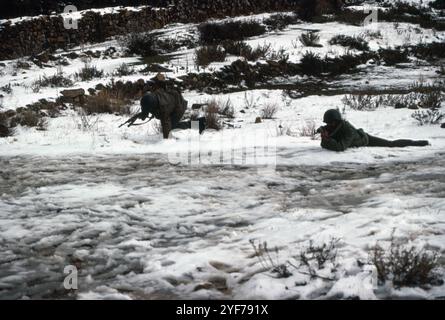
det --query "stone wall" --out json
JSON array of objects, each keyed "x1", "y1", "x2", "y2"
[{"x1": 0, "y1": 0, "x2": 343, "y2": 60}]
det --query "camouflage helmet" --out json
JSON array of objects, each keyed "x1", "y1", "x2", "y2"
[{"x1": 323, "y1": 109, "x2": 342, "y2": 123}]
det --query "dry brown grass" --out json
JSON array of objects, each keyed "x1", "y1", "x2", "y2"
[
  {"x1": 205, "y1": 99, "x2": 222, "y2": 130},
  {"x1": 81, "y1": 90, "x2": 132, "y2": 115}
]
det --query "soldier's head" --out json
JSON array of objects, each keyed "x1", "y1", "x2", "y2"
[
  {"x1": 151, "y1": 73, "x2": 167, "y2": 90},
  {"x1": 140, "y1": 93, "x2": 159, "y2": 116},
  {"x1": 323, "y1": 109, "x2": 342, "y2": 130}
]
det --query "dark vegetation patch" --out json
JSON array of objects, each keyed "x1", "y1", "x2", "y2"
[
  {"x1": 198, "y1": 20, "x2": 266, "y2": 44},
  {"x1": 370, "y1": 237, "x2": 443, "y2": 288},
  {"x1": 263, "y1": 13, "x2": 300, "y2": 31},
  {"x1": 378, "y1": 48, "x2": 410, "y2": 66},
  {"x1": 329, "y1": 35, "x2": 369, "y2": 51},
  {"x1": 194, "y1": 45, "x2": 226, "y2": 67},
  {"x1": 299, "y1": 31, "x2": 322, "y2": 47}
]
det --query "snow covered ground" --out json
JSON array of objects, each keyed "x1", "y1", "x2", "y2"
[
  {"x1": 0, "y1": 0, "x2": 444, "y2": 300},
  {"x1": 0, "y1": 154, "x2": 444, "y2": 299}
]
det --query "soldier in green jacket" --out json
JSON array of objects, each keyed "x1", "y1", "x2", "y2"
[{"x1": 319, "y1": 109, "x2": 429, "y2": 152}]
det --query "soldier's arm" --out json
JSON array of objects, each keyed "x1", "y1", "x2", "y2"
[{"x1": 320, "y1": 128, "x2": 354, "y2": 152}]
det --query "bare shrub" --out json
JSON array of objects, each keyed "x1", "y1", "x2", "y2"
[
  {"x1": 77, "y1": 108, "x2": 99, "y2": 131},
  {"x1": 342, "y1": 94, "x2": 379, "y2": 111},
  {"x1": 329, "y1": 35, "x2": 369, "y2": 51},
  {"x1": 370, "y1": 238, "x2": 442, "y2": 288},
  {"x1": 151, "y1": 120, "x2": 163, "y2": 135},
  {"x1": 30, "y1": 80, "x2": 42, "y2": 93},
  {"x1": 244, "y1": 92, "x2": 259, "y2": 109},
  {"x1": 299, "y1": 31, "x2": 322, "y2": 47},
  {"x1": 263, "y1": 13, "x2": 299, "y2": 31},
  {"x1": 411, "y1": 109, "x2": 444, "y2": 125},
  {"x1": 227, "y1": 42, "x2": 273, "y2": 61},
  {"x1": 249, "y1": 240, "x2": 292, "y2": 278},
  {"x1": 288, "y1": 238, "x2": 339, "y2": 281},
  {"x1": 267, "y1": 47, "x2": 289, "y2": 61},
  {"x1": 299, "y1": 120, "x2": 317, "y2": 139},
  {"x1": 33, "y1": 71, "x2": 73, "y2": 88},
  {"x1": 119, "y1": 32, "x2": 157, "y2": 57},
  {"x1": 218, "y1": 99, "x2": 235, "y2": 119},
  {"x1": 417, "y1": 91, "x2": 444, "y2": 109},
  {"x1": 114, "y1": 63, "x2": 135, "y2": 76},
  {"x1": 204, "y1": 100, "x2": 222, "y2": 130},
  {"x1": 261, "y1": 103, "x2": 278, "y2": 119},
  {"x1": 194, "y1": 45, "x2": 226, "y2": 67},
  {"x1": 75, "y1": 60, "x2": 104, "y2": 81},
  {"x1": 0, "y1": 84, "x2": 13, "y2": 95}
]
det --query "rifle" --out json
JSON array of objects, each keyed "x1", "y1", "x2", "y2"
[{"x1": 119, "y1": 113, "x2": 154, "y2": 128}]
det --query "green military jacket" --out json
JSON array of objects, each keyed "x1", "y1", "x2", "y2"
[
  {"x1": 152, "y1": 89, "x2": 188, "y2": 138},
  {"x1": 321, "y1": 120, "x2": 369, "y2": 152}
]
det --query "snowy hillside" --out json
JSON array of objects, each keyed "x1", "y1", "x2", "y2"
[{"x1": 0, "y1": 0, "x2": 444, "y2": 300}]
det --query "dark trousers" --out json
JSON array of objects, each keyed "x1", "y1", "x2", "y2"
[{"x1": 367, "y1": 134, "x2": 428, "y2": 148}]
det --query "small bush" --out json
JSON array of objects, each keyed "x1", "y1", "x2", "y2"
[
  {"x1": 204, "y1": 100, "x2": 222, "y2": 130},
  {"x1": 411, "y1": 109, "x2": 444, "y2": 125},
  {"x1": 370, "y1": 238, "x2": 442, "y2": 288},
  {"x1": 250, "y1": 240, "x2": 292, "y2": 278},
  {"x1": 34, "y1": 73, "x2": 73, "y2": 88},
  {"x1": 406, "y1": 42, "x2": 445, "y2": 61},
  {"x1": 261, "y1": 103, "x2": 278, "y2": 119},
  {"x1": 299, "y1": 239, "x2": 339, "y2": 270},
  {"x1": 194, "y1": 45, "x2": 226, "y2": 67},
  {"x1": 218, "y1": 99, "x2": 235, "y2": 119},
  {"x1": 119, "y1": 32, "x2": 157, "y2": 57},
  {"x1": 300, "y1": 51, "x2": 324, "y2": 76},
  {"x1": 299, "y1": 31, "x2": 322, "y2": 47},
  {"x1": 329, "y1": 35, "x2": 369, "y2": 51},
  {"x1": 198, "y1": 20, "x2": 266, "y2": 44},
  {"x1": 0, "y1": 84, "x2": 13, "y2": 95},
  {"x1": 267, "y1": 48, "x2": 289, "y2": 62},
  {"x1": 287, "y1": 238, "x2": 339, "y2": 281},
  {"x1": 75, "y1": 62, "x2": 104, "y2": 81},
  {"x1": 263, "y1": 13, "x2": 299, "y2": 31},
  {"x1": 222, "y1": 41, "x2": 272, "y2": 61},
  {"x1": 299, "y1": 120, "x2": 317, "y2": 139},
  {"x1": 417, "y1": 91, "x2": 444, "y2": 109},
  {"x1": 114, "y1": 63, "x2": 135, "y2": 76},
  {"x1": 221, "y1": 40, "x2": 251, "y2": 56},
  {"x1": 342, "y1": 94, "x2": 379, "y2": 111},
  {"x1": 244, "y1": 43, "x2": 273, "y2": 61}
]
